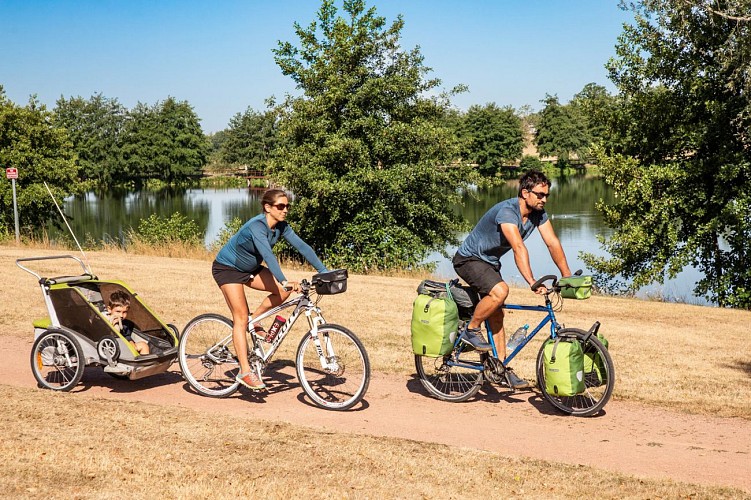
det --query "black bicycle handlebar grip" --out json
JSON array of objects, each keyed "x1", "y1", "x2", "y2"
[{"x1": 531, "y1": 275, "x2": 558, "y2": 291}]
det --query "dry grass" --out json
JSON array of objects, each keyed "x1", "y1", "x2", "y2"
[
  {"x1": 3, "y1": 244, "x2": 751, "y2": 419},
  {"x1": 4, "y1": 244, "x2": 751, "y2": 497},
  {"x1": 1, "y1": 385, "x2": 745, "y2": 499}
]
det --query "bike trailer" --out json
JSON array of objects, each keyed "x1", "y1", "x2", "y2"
[
  {"x1": 542, "y1": 335, "x2": 585, "y2": 396},
  {"x1": 558, "y1": 275, "x2": 593, "y2": 299},
  {"x1": 17, "y1": 255, "x2": 179, "y2": 391}
]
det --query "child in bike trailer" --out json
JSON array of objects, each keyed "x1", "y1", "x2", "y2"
[
  {"x1": 106, "y1": 290, "x2": 150, "y2": 355},
  {"x1": 212, "y1": 188, "x2": 328, "y2": 391},
  {"x1": 452, "y1": 170, "x2": 572, "y2": 389}
]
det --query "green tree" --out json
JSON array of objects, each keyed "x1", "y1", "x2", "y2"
[
  {"x1": 221, "y1": 107, "x2": 279, "y2": 171},
  {"x1": 0, "y1": 87, "x2": 81, "y2": 235},
  {"x1": 535, "y1": 94, "x2": 591, "y2": 164},
  {"x1": 121, "y1": 97, "x2": 210, "y2": 183},
  {"x1": 582, "y1": 0, "x2": 751, "y2": 308},
  {"x1": 461, "y1": 103, "x2": 523, "y2": 176},
  {"x1": 569, "y1": 83, "x2": 617, "y2": 148},
  {"x1": 53, "y1": 93, "x2": 126, "y2": 185},
  {"x1": 270, "y1": 0, "x2": 475, "y2": 272}
]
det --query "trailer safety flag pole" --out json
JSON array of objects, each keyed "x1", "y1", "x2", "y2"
[{"x1": 5, "y1": 167, "x2": 19, "y2": 243}]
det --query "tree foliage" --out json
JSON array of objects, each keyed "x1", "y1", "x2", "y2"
[
  {"x1": 53, "y1": 94, "x2": 126, "y2": 185},
  {"x1": 460, "y1": 103, "x2": 523, "y2": 176},
  {"x1": 220, "y1": 107, "x2": 280, "y2": 171},
  {"x1": 270, "y1": 0, "x2": 475, "y2": 272},
  {"x1": 582, "y1": 0, "x2": 751, "y2": 308},
  {"x1": 535, "y1": 94, "x2": 591, "y2": 163},
  {"x1": 121, "y1": 97, "x2": 210, "y2": 183},
  {"x1": 0, "y1": 86, "x2": 81, "y2": 235},
  {"x1": 569, "y1": 83, "x2": 618, "y2": 148}
]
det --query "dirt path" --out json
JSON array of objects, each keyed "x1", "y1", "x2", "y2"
[{"x1": 4, "y1": 336, "x2": 749, "y2": 492}]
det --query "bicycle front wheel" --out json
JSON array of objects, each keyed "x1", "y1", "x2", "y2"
[
  {"x1": 296, "y1": 324, "x2": 370, "y2": 411},
  {"x1": 415, "y1": 348, "x2": 484, "y2": 403},
  {"x1": 178, "y1": 313, "x2": 240, "y2": 398},
  {"x1": 536, "y1": 327, "x2": 615, "y2": 417}
]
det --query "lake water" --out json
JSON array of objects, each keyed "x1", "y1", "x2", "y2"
[{"x1": 52, "y1": 178, "x2": 708, "y2": 305}]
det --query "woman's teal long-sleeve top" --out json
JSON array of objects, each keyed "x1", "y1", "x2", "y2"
[{"x1": 215, "y1": 213, "x2": 327, "y2": 283}]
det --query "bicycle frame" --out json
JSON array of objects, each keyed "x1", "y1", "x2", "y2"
[
  {"x1": 450, "y1": 297, "x2": 561, "y2": 371},
  {"x1": 210, "y1": 290, "x2": 333, "y2": 369}
]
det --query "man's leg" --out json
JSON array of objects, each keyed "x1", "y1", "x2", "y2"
[{"x1": 467, "y1": 281, "x2": 508, "y2": 353}]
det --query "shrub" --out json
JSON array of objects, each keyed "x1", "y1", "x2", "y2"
[{"x1": 132, "y1": 213, "x2": 203, "y2": 245}]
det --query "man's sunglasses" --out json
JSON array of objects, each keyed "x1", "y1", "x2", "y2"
[
  {"x1": 271, "y1": 203, "x2": 291, "y2": 211},
  {"x1": 527, "y1": 190, "x2": 550, "y2": 199}
]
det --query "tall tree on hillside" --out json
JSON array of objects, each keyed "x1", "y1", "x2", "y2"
[
  {"x1": 461, "y1": 103, "x2": 523, "y2": 176},
  {"x1": 53, "y1": 94, "x2": 126, "y2": 184},
  {"x1": 0, "y1": 87, "x2": 80, "y2": 235},
  {"x1": 535, "y1": 94, "x2": 591, "y2": 164},
  {"x1": 582, "y1": 0, "x2": 751, "y2": 308},
  {"x1": 270, "y1": 0, "x2": 474, "y2": 272},
  {"x1": 569, "y1": 83, "x2": 618, "y2": 148},
  {"x1": 121, "y1": 97, "x2": 209, "y2": 183},
  {"x1": 221, "y1": 107, "x2": 279, "y2": 171}
]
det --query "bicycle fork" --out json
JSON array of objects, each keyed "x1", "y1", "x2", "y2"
[{"x1": 305, "y1": 309, "x2": 339, "y2": 374}]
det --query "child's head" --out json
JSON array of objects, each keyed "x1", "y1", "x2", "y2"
[{"x1": 107, "y1": 290, "x2": 131, "y2": 322}]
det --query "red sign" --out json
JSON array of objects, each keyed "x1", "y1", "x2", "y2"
[{"x1": 5, "y1": 168, "x2": 18, "y2": 179}]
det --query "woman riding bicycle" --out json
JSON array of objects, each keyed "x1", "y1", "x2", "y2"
[
  {"x1": 452, "y1": 170, "x2": 572, "y2": 389},
  {"x1": 212, "y1": 188, "x2": 328, "y2": 390}
]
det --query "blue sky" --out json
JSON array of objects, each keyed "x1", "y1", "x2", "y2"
[{"x1": 1, "y1": 1, "x2": 634, "y2": 133}]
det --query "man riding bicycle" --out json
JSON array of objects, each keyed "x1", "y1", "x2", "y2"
[{"x1": 452, "y1": 170, "x2": 572, "y2": 389}]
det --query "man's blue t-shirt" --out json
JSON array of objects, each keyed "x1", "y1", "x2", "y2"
[
  {"x1": 215, "y1": 213, "x2": 327, "y2": 283},
  {"x1": 457, "y1": 197, "x2": 548, "y2": 267}
]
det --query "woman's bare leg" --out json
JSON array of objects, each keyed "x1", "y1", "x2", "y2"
[
  {"x1": 219, "y1": 283, "x2": 252, "y2": 375},
  {"x1": 245, "y1": 268, "x2": 291, "y2": 319}
]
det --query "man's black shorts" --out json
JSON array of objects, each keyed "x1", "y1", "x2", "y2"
[{"x1": 452, "y1": 252, "x2": 504, "y2": 296}]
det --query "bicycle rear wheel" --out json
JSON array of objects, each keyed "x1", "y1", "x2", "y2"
[
  {"x1": 178, "y1": 313, "x2": 241, "y2": 398},
  {"x1": 536, "y1": 327, "x2": 615, "y2": 417},
  {"x1": 415, "y1": 347, "x2": 484, "y2": 403},
  {"x1": 296, "y1": 324, "x2": 370, "y2": 411}
]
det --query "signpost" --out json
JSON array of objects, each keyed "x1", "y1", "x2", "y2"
[{"x1": 5, "y1": 168, "x2": 20, "y2": 243}]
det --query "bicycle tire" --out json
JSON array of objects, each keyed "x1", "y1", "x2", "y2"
[
  {"x1": 178, "y1": 313, "x2": 241, "y2": 398},
  {"x1": 414, "y1": 348, "x2": 484, "y2": 403},
  {"x1": 295, "y1": 324, "x2": 370, "y2": 411},
  {"x1": 536, "y1": 327, "x2": 615, "y2": 417},
  {"x1": 30, "y1": 329, "x2": 85, "y2": 391}
]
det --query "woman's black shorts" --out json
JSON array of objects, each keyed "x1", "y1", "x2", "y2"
[{"x1": 211, "y1": 261, "x2": 263, "y2": 287}]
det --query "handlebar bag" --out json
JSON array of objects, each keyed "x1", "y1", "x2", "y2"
[
  {"x1": 411, "y1": 281, "x2": 459, "y2": 357},
  {"x1": 542, "y1": 336, "x2": 585, "y2": 396},
  {"x1": 558, "y1": 275, "x2": 593, "y2": 300}
]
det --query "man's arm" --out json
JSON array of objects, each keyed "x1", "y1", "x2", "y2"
[
  {"x1": 500, "y1": 223, "x2": 537, "y2": 287},
  {"x1": 538, "y1": 220, "x2": 572, "y2": 277}
]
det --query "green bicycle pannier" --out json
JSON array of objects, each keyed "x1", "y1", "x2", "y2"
[
  {"x1": 558, "y1": 275, "x2": 593, "y2": 300},
  {"x1": 542, "y1": 336, "x2": 585, "y2": 396},
  {"x1": 583, "y1": 333, "x2": 609, "y2": 386},
  {"x1": 411, "y1": 282, "x2": 459, "y2": 357}
]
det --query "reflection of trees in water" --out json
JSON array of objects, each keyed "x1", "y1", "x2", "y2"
[{"x1": 49, "y1": 188, "x2": 260, "y2": 245}]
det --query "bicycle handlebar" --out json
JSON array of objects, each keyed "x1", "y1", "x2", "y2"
[
  {"x1": 530, "y1": 275, "x2": 558, "y2": 292},
  {"x1": 530, "y1": 269, "x2": 584, "y2": 293}
]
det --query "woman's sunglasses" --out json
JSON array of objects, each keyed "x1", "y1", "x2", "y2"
[{"x1": 271, "y1": 203, "x2": 291, "y2": 211}]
